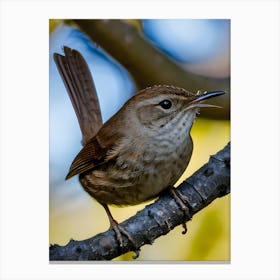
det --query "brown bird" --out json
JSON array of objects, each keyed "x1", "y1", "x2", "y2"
[{"x1": 53, "y1": 46, "x2": 225, "y2": 253}]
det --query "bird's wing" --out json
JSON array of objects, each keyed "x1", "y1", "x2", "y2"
[{"x1": 65, "y1": 133, "x2": 121, "y2": 180}]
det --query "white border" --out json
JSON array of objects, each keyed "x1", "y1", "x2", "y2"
[{"x1": 1, "y1": 0, "x2": 279, "y2": 279}]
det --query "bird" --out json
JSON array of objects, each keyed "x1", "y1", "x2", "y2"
[{"x1": 53, "y1": 46, "x2": 225, "y2": 254}]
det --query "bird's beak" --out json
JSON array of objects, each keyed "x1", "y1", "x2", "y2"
[{"x1": 188, "y1": 90, "x2": 226, "y2": 109}]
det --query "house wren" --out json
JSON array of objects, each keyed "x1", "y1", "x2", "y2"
[{"x1": 53, "y1": 46, "x2": 225, "y2": 252}]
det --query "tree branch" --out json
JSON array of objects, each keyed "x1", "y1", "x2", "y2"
[
  {"x1": 69, "y1": 19, "x2": 230, "y2": 119},
  {"x1": 49, "y1": 142, "x2": 230, "y2": 261}
]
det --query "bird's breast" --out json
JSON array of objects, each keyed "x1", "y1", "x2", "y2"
[{"x1": 79, "y1": 133, "x2": 193, "y2": 206}]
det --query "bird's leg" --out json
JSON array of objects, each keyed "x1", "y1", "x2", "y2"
[
  {"x1": 101, "y1": 203, "x2": 140, "y2": 258},
  {"x1": 168, "y1": 186, "x2": 193, "y2": 234}
]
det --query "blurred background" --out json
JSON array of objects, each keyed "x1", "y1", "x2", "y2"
[{"x1": 49, "y1": 19, "x2": 230, "y2": 261}]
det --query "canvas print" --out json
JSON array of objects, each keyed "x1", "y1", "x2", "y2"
[{"x1": 49, "y1": 19, "x2": 230, "y2": 261}]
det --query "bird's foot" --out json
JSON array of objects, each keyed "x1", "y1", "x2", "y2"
[
  {"x1": 102, "y1": 203, "x2": 140, "y2": 258},
  {"x1": 109, "y1": 219, "x2": 140, "y2": 259},
  {"x1": 168, "y1": 186, "x2": 193, "y2": 234}
]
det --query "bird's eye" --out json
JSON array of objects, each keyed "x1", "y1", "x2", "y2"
[{"x1": 159, "y1": 99, "x2": 172, "y2": 109}]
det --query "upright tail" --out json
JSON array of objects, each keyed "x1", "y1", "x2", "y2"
[{"x1": 53, "y1": 46, "x2": 103, "y2": 146}]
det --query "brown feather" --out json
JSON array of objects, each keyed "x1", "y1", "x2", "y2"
[
  {"x1": 53, "y1": 46, "x2": 102, "y2": 145},
  {"x1": 65, "y1": 115, "x2": 125, "y2": 179}
]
